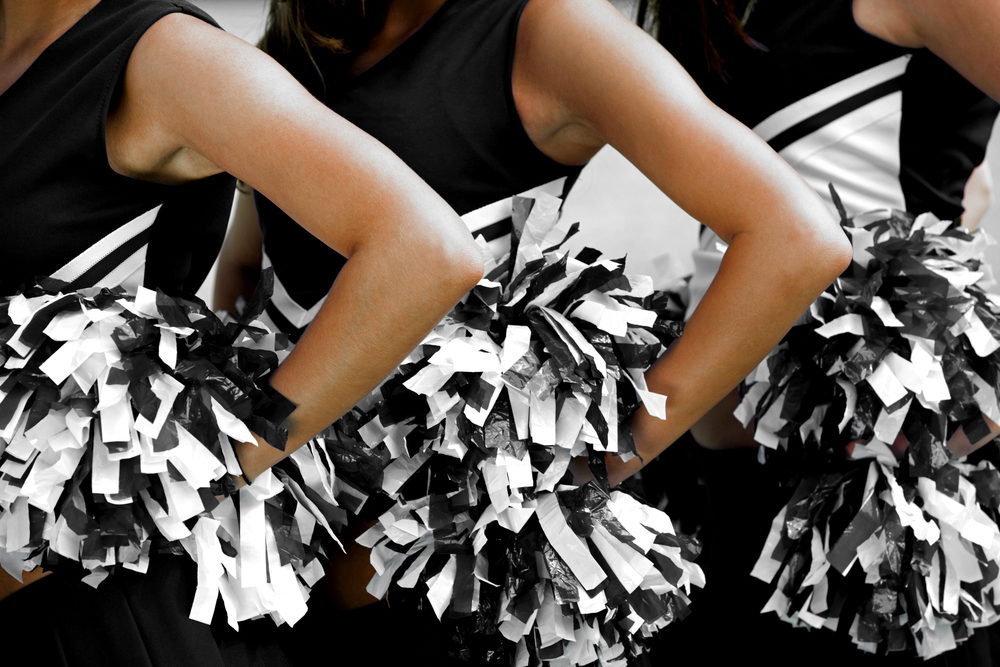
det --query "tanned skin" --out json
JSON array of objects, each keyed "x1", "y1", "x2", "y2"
[
  {"x1": 691, "y1": 0, "x2": 1000, "y2": 452},
  {"x1": 0, "y1": 0, "x2": 486, "y2": 599},
  {"x1": 215, "y1": 0, "x2": 853, "y2": 609}
]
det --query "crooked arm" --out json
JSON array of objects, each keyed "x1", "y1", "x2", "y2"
[
  {"x1": 513, "y1": 0, "x2": 852, "y2": 482},
  {"x1": 120, "y1": 16, "x2": 484, "y2": 475}
]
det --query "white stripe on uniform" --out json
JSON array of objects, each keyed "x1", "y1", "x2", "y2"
[
  {"x1": 50, "y1": 205, "x2": 159, "y2": 288},
  {"x1": 261, "y1": 250, "x2": 326, "y2": 330},
  {"x1": 753, "y1": 55, "x2": 910, "y2": 142}
]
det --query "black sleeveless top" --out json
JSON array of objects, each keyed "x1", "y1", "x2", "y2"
[
  {"x1": 255, "y1": 0, "x2": 581, "y2": 337},
  {"x1": 712, "y1": 0, "x2": 998, "y2": 219},
  {"x1": 0, "y1": 0, "x2": 234, "y2": 296}
]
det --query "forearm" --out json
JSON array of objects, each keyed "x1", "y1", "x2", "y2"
[
  {"x1": 236, "y1": 237, "x2": 481, "y2": 478},
  {"x1": 611, "y1": 225, "x2": 848, "y2": 484},
  {"x1": 688, "y1": 388, "x2": 757, "y2": 450}
]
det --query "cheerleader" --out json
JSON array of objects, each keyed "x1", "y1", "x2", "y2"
[
  {"x1": 0, "y1": 0, "x2": 484, "y2": 663},
  {"x1": 640, "y1": 0, "x2": 1000, "y2": 663},
  {"x1": 214, "y1": 0, "x2": 851, "y2": 663}
]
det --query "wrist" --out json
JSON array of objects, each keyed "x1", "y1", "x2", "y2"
[{"x1": 234, "y1": 433, "x2": 278, "y2": 483}]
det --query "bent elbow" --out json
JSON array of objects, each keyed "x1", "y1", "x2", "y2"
[
  {"x1": 433, "y1": 232, "x2": 485, "y2": 297},
  {"x1": 827, "y1": 228, "x2": 854, "y2": 277},
  {"x1": 818, "y1": 230, "x2": 853, "y2": 281},
  {"x1": 799, "y1": 239, "x2": 851, "y2": 298},
  {"x1": 798, "y1": 213, "x2": 853, "y2": 287},
  {"x1": 450, "y1": 245, "x2": 487, "y2": 293}
]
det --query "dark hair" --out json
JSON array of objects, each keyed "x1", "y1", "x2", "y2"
[
  {"x1": 259, "y1": 0, "x2": 386, "y2": 67},
  {"x1": 639, "y1": 0, "x2": 754, "y2": 81}
]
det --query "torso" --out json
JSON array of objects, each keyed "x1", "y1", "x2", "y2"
[
  {"x1": 713, "y1": 0, "x2": 998, "y2": 218},
  {"x1": 0, "y1": 0, "x2": 233, "y2": 599},
  {"x1": 0, "y1": 0, "x2": 233, "y2": 296},
  {"x1": 255, "y1": 0, "x2": 583, "y2": 339},
  {"x1": 685, "y1": 0, "x2": 998, "y2": 317}
]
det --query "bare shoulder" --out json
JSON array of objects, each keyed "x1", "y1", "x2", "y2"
[
  {"x1": 109, "y1": 11, "x2": 317, "y2": 182},
  {"x1": 517, "y1": 0, "x2": 614, "y2": 31},
  {"x1": 515, "y1": 0, "x2": 691, "y2": 107},
  {"x1": 516, "y1": 0, "x2": 648, "y2": 68},
  {"x1": 134, "y1": 11, "x2": 223, "y2": 56},
  {"x1": 513, "y1": 0, "x2": 671, "y2": 163},
  {"x1": 127, "y1": 12, "x2": 296, "y2": 116}
]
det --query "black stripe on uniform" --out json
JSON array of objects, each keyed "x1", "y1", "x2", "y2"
[
  {"x1": 67, "y1": 229, "x2": 151, "y2": 291},
  {"x1": 264, "y1": 301, "x2": 306, "y2": 343},
  {"x1": 768, "y1": 75, "x2": 906, "y2": 153}
]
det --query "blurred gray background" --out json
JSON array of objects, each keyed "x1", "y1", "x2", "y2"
[{"x1": 191, "y1": 0, "x2": 1000, "y2": 299}]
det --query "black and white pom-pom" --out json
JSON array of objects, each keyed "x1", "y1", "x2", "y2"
[
  {"x1": 737, "y1": 190, "x2": 1000, "y2": 657},
  {"x1": 309, "y1": 191, "x2": 701, "y2": 666},
  {"x1": 0, "y1": 274, "x2": 343, "y2": 627}
]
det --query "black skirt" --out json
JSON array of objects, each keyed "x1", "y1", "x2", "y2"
[
  {"x1": 641, "y1": 437, "x2": 1000, "y2": 666},
  {"x1": 0, "y1": 556, "x2": 293, "y2": 667},
  {"x1": 285, "y1": 587, "x2": 468, "y2": 667}
]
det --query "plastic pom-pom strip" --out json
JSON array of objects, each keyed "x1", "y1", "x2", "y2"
[
  {"x1": 0, "y1": 273, "x2": 344, "y2": 627},
  {"x1": 737, "y1": 190, "x2": 1000, "y2": 657},
  {"x1": 310, "y1": 191, "x2": 703, "y2": 666}
]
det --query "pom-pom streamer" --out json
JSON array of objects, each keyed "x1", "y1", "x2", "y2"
[
  {"x1": 312, "y1": 191, "x2": 702, "y2": 665},
  {"x1": 738, "y1": 192, "x2": 1000, "y2": 657},
  {"x1": 0, "y1": 274, "x2": 342, "y2": 627}
]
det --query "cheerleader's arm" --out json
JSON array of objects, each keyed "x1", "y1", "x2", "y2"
[
  {"x1": 513, "y1": 0, "x2": 852, "y2": 483},
  {"x1": 114, "y1": 14, "x2": 484, "y2": 477},
  {"x1": 688, "y1": 390, "x2": 757, "y2": 451}
]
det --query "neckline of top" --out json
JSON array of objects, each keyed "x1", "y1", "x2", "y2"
[
  {"x1": 345, "y1": 0, "x2": 458, "y2": 84},
  {"x1": 0, "y1": 0, "x2": 105, "y2": 100}
]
